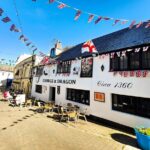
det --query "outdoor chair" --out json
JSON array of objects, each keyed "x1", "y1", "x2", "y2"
[
  {"x1": 59, "y1": 106, "x2": 78, "y2": 122},
  {"x1": 25, "y1": 99, "x2": 32, "y2": 107},
  {"x1": 43, "y1": 102, "x2": 53, "y2": 113},
  {"x1": 35, "y1": 101, "x2": 45, "y2": 113},
  {"x1": 77, "y1": 108, "x2": 87, "y2": 122}
]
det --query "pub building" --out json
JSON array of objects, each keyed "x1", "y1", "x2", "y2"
[{"x1": 31, "y1": 22, "x2": 150, "y2": 128}]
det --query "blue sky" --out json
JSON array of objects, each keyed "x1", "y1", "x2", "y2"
[{"x1": 0, "y1": 0, "x2": 150, "y2": 63}]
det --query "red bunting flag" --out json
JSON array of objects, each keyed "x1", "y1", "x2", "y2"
[
  {"x1": 136, "y1": 21, "x2": 143, "y2": 28},
  {"x1": 1, "y1": 17, "x2": 11, "y2": 23},
  {"x1": 145, "y1": 22, "x2": 150, "y2": 28},
  {"x1": 88, "y1": 14, "x2": 94, "y2": 23},
  {"x1": 49, "y1": 0, "x2": 55, "y2": 3},
  {"x1": 58, "y1": 3, "x2": 66, "y2": 9},
  {"x1": 10, "y1": 24, "x2": 20, "y2": 32},
  {"x1": 113, "y1": 19, "x2": 120, "y2": 26},
  {"x1": 81, "y1": 40, "x2": 97, "y2": 53},
  {"x1": 74, "y1": 10, "x2": 81, "y2": 20},
  {"x1": 95, "y1": 16, "x2": 102, "y2": 24},
  {"x1": 129, "y1": 20, "x2": 136, "y2": 29},
  {"x1": 0, "y1": 8, "x2": 4, "y2": 16}
]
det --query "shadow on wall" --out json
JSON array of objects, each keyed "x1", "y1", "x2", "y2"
[{"x1": 111, "y1": 133, "x2": 138, "y2": 148}]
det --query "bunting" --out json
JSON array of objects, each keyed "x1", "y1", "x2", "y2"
[
  {"x1": 145, "y1": 22, "x2": 150, "y2": 28},
  {"x1": 74, "y1": 10, "x2": 81, "y2": 20},
  {"x1": 1, "y1": 17, "x2": 11, "y2": 23},
  {"x1": 129, "y1": 20, "x2": 136, "y2": 29},
  {"x1": 10, "y1": 24, "x2": 20, "y2": 32},
  {"x1": 88, "y1": 14, "x2": 94, "y2": 23},
  {"x1": 0, "y1": 8, "x2": 4, "y2": 16},
  {"x1": 0, "y1": 7, "x2": 39, "y2": 53},
  {"x1": 44, "y1": 0, "x2": 150, "y2": 29},
  {"x1": 58, "y1": 3, "x2": 66, "y2": 9},
  {"x1": 95, "y1": 17, "x2": 102, "y2": 24},
  {"x1": 136, "y1": 21, "x2": 143, "y2": 28}
]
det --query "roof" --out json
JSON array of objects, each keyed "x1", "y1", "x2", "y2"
[{"x1": 57, "y1": 22, "x2": 150, "y2": 61}]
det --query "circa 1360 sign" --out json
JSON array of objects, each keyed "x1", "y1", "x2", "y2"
[{"x1": 97, "y1": 80, "x2": 133, "y2": 89}]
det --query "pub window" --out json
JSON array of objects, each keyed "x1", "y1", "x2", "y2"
[
  {"x1": 94, "y1": 92, "x2": 105, "y2": 102},
  {"x1": 66, "y1": 88, "x2": 90, "y2": 105},
  {"x1": 142, "y1": 50, "x2": 150, "y2": 69},
  {"x1": 57, "y1": 61, "x2": 71, "y2": 73},
  {"x1": 120, "y1": 55, "x2": 128, "y2": 70},
  {"x1": 35, "y1": 85, "x2": 42, "y2": 93},
  {"x1": 110, "y1": 54, "x2": 119, "y2": 71},
  {"x1": 80, "y1": 57, "x2": 93, "y2": 77},
  {"x1": 112, "y1": 94, "x2": 150, "y2": 119},
  {"x1": 36, "y1": 67, "x2": 43, "y2": 76},
  {"x1": 129, "y1": 52, "x2": 140, "y2": 70}
]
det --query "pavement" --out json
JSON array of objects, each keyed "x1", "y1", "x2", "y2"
[{"x1": 0, "y1": 93, "x2": 140, "y2": 150}]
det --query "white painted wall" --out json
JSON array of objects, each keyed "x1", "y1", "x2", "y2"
[{"x1": 31, "y1": 56, "x2": 150, "y2": 128}]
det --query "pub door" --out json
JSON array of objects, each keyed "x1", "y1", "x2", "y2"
[{"x1": 49, "y1": 87, "x2": 56, "y2": 102}]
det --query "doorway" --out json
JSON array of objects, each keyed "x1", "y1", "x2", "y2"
[{"x1": 49, "y1": 87, "x2": 56, "y2": 101}]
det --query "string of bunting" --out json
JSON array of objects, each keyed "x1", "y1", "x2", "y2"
[
  {"x1": 32, "y1": 0, "x2": 150, "y2": 29},
  {"x1": 0, "y1": 7, "x2": 38, "y2": 53}
]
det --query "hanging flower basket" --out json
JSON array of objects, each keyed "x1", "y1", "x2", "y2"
[{"x1": 134, "y1": 127, "x2": 150, "y2": 150}]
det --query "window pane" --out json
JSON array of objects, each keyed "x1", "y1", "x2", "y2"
[
  {"x1": 130, "y1": 52, "x2": 140, "y2": 70},
  {"x1": 66, "y1": 88, "x2": 90, "y2": 105},
  {"x1": 142, "y1": 51, "x2": 150, "y2": 69},
  {"x1": 112, "y1": 94, "x2": 150, "y2": 119}
]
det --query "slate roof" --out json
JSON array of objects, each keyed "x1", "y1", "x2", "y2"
[{"x1": 57, "y1": 22, "x2": 150, "y2": 61}]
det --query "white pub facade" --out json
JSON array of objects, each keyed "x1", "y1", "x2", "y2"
[{"x1": 31, "y1": 23, "x2": 150, "y2": 128}]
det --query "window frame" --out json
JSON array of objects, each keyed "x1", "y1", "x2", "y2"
[
  {"x1": 35, "y1": 85, "x2": 42, "y2": 94},
  {"x1": 66, "y1": 88, "x2": 90, "y2": 105},
  {"x1": 110, "y1": 48, "x2": 150, "y2": 71},
  {"x1": 112, "y1": 93, "x2": 150, "y2": 119},
  {"x1": 57, "y1": 61, "x2": 71, "y2": 74}
]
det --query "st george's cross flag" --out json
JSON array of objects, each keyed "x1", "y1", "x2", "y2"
[{"x1": 81, "y1": 40, "x2": 98, "y2": 53}]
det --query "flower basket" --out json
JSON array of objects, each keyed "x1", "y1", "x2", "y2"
[{"x1": 134, "y1": 127, "x2": 150, "y2": 150}]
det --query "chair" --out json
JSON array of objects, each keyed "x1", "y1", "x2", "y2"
[
  {"x1": 77, "y1": 108, "x2": 87, "y2": 122},
  {"x1": 43, "y1": 102, "x2": 53, "y2": 113},
  {"x1": 59, "y1": 106, "x2": 77, "y2": 122},
  {"x1": 35, "y1": 101, "x2": 45, "y2": 113},
  {"x1": 25, "y1": 99, "x2": 32, "y2": 107}
]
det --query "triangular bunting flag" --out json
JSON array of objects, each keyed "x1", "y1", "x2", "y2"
[
  {"x1": 136, "y1": 21, "x2": 143, "y2": 28},
  {"x1": 88, "y1": 14, "x2": 94, "y2": 23},
  {"x1": 74, "y1": 10, "x2": 81, "y2": 20},
  {"x1": 95, "y1": 17, "x2": 102, "y2": 24},
  {"x1": 0, "y1": 8, "x2": 4, "y2": 16},
  {"x1": 10, "y1": 24, "x2": 20, "y2": 32},
  {"x1": 1, "y1": 17, "x2": 11, "y2": 23},
  {"x1": 129, "y1": 20, "x2": 136, "y2": 29},
  {"x1": 58, "y1": 3, "x2": 66, "y2": 9}
]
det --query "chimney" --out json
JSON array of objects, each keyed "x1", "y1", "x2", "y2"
[{"x1": 55, "y1": 41, "x2": 63, "y2": 56}]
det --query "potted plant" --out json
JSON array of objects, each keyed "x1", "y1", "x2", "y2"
[{"x1": 134, "y1": 127, "x2": 150, "y2": 150}]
